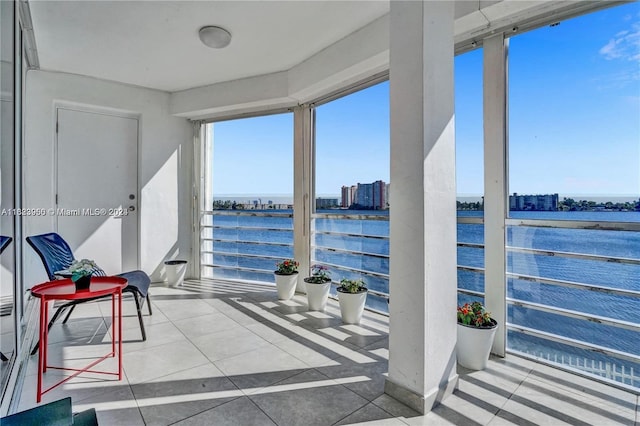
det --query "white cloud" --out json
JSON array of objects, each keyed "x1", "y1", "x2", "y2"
[{"x1": 599, "y1": 21, "x2": 640, "y2": 62}]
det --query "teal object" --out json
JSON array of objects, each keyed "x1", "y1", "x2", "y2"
[{"x1": 0, "y1": 397, "x2": 73, "y2": 426}]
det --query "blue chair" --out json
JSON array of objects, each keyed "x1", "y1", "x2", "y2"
[
  {"x1": 26, "y1": 233, "x2": 152, "y2": 348},
  {"x1": 0, "y1": 235, "x2": 11, "y2": 255}
]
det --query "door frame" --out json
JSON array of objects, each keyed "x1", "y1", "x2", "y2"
[{"x1": 53, "y1": 102, "x2": 142, "y2": 268}]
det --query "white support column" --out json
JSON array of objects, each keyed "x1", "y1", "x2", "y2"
[
  {"x1": 293, "y1": 106, "x2": 313, "y2": 293},
  {"x1": 192, "y1": 121, "x2": 204, "y2": 280},
  {"x1": 385, "y1": 1, "x2": 458, "y2": 414},
  {"x1": 483, "y1": 34, "x2": 509, "y2": 356}
]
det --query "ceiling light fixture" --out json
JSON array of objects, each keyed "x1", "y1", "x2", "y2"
[{"x1": 198, "y1": 26, "x2": 232, "y2": 49}]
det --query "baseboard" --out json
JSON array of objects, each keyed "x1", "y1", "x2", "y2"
[{"x1": 384, "y1": 373, "x2": 459, "y2": 414}]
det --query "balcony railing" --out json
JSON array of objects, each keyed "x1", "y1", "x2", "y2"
[
  {"x1": 201, "y1": 209, "x2": 640, "y2": 390},
  {"x1": 200, "y1": 210, "x2": 294, "y2": 282},
  {"x1": 312, "y1": 212, "x2": 389, "y2": 314},
  {"x1": 457, "y1": 215, "x2": 640, "y2": 390}
]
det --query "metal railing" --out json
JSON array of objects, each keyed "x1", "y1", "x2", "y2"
[
  {"x1": 201, "y1": 209, "x2": 640, "y2": 389},
  {"x1": 200, "y1": 210, "x2": 294, "y2": 281},
  {"x1": 311, "y1": 212, "x2": 390, "y2": 309},
  {"x1": 457, "y1": 216, "x2": 640, "y2": 389}
]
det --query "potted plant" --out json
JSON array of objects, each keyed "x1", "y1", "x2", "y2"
[
  {"x1": 456, "y1": 301, "x2": 498, "y2": 370},
  {"x1": 69, "y1": 258, "x2": 98, "y2": 291},
  {"x1": 336, "y1": 278, "x2": 367, "y2": 324},
  {"x1": 304, "y1": 265, "x2": 332, "y2": 311},
  {"x1": 274, "y1": 259, "x2": 299, "y2": 300}
]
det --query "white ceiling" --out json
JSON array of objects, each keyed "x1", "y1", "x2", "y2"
[{"x1": 29, "y1": 0, "x2": 390, "y2": 93}]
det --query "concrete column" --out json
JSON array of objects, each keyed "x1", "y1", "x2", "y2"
[
  {"x1": 293, "y1": 106, "x2": 313, "y2": 293},
  {"x1": 483, "y1": 34, "x2": 509, "y2": 356},
  {"x1": 385, "y1": 1, "x2": 458, "y2": 414}
]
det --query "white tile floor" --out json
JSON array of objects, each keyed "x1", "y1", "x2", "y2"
[{"x1": 15, "y1": 280, "x2": 640, "y2": 425}]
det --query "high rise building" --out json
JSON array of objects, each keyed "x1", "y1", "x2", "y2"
[
  {"x1": 509, "y1": 193, "x2": 559, "y2": 211},
  {"x1": 342, "y1": 180, "x2": 388, "y2": 209}
]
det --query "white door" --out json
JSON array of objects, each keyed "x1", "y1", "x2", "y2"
[{"x1": 56, "y1": 107, "x2": 138, "y2": 274}]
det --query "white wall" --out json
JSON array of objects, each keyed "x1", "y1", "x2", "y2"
[{"x1": 23, "y1": 70, "x2": 193, "y2": 285}]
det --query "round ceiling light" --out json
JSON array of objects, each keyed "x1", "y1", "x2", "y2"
[{"x1": 198, "y1": 26, "x2": 232, "y2": 49}]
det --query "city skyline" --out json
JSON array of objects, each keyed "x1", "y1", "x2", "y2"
[
  {"x1": 212, "y1": 191, "x2": 639, "y2": 205},
  {"x1": 211, "y1": 3, "x2": 639, "y2": 199}
]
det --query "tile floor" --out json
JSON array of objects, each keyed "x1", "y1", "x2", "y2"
[{"x1": 15, "y1": 280, "x2": 640, "y2": 425}]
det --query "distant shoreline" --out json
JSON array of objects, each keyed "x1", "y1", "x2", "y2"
[{"x1": 214, "y1": 195, "x2": 639, "y2": 204}]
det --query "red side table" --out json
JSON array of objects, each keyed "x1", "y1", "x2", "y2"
[{"x1": 31, "y1": 276, "x2": 127, "y2": 402}]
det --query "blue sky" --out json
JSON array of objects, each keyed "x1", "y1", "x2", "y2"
[{"x1": 212, "y1": 2, "x2": 639, "y2": 200}]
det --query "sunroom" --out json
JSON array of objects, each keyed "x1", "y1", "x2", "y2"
[{"x1": 1, "y1": 0, "x2": 638, "y2": 424}]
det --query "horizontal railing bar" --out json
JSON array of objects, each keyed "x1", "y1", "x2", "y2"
[
  {"x1": 210, "y1": 226, "x2": 293, "y2": 232},
  {"x1": 201, "y1": 224, "x2": 293, "y2": 231},
  {"x1": 507, "y1": 298, "x2": 640, "y2": 332},
  {"x1": 313, "y1": 213, "x2": 390, "y2": 221},
  {"x1": 506, "y1": 272, "x2": 640, "y2": 299},
  {"x1": 310, "y1": 260, "x2": 389, "y2": 280},
  {"x1": 457, "y1": 288, "x2": 485, "y2": 298},
  {"x1": 323, "y1": 282, "x2": 389, "y2": 300},
  {"x1": 456, "y1": 216, "x2": 484, "y2": 225},
  {"x1": 507, "y1": 323, "x2": 640, "y2": 365},
  {"x1": 205, "y1": 261, "x2": 391, "y2": 283},
  {"x1": 312, "y1": 230, "x2": 388, "y2": 241},
  {"x1": 203, "y1": 238, "x2": 293, "y2": 248},
  {"x1": 457, "y1": 265, "x2": 486, "y2": 274},
  {"x1": 457, "y1": 242, "x2": 485, "y2": 249},
  {"x1": 506, "y1": 218, "x2": 640, "y2": 232},
  {"x1": 312, "y1": 245, "x2": 389, "y2": 260},
  {"x1": 203, "y1": 213, "x2": 639, "y2": 231},
  {"x1": 201, "y1": 264, "x2": 274, "y2": 275},
  {"x1": 203, "y1": 210, "x2": 293, "y2": 218},
  {"x1": 507, "y1": 246, "x2": 640, "y2": 265},
  {"x1": 364, "y1": 289, "x2": 389, "y2": 299},
  {"x1": 456, "y1": 242, "x2": 639, "y2": 266},
  {"x1": 208, "y1": 252, "x2": 287, "y2": 262}
]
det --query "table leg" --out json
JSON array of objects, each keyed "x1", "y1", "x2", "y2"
[
  {"x1": 43, "y1": 300, "x2": 49, "y2": 373},
  {"x1": 111, "y1": 294, "x2": 115, "y2": 355},
  {"x1": 37, "y1": 299, "x2": 46, "y2": 403},
  {"x1": 118, "y1": 289, "x2": 122, "y2": 380}
]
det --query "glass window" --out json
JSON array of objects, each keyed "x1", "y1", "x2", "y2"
[
  {"x1": 455, "y1": 48, "x2": 485, "y2": 304},
  {"x1": 0, "y1": 0, "x2": 16, "y2": 398},
  {"x1": 313, "y1": 81, "x2": 390, "y2": 313},
  {"x1": 202, "y1": 113, "x2": 294, "y2": 283},
  {"x1": 507, "y1": 2, "x2": 640, "y2": 389}
]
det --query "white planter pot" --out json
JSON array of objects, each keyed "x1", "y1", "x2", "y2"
[
  {"x1": 305, "y1": 280, "x2": 331, "y2": 311},
  {"x1": 456, "y1": 320, "x2": 498, "y2": 370},
  {"x1": 337, "y1": 290, "x2": 367, "y2": 324},
  {"x1": 164, "y1": 260, "x2": 188, "y2": 287},
  {"x1": 274, "y1": 272, "x2": 298, "y2": 300}
]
